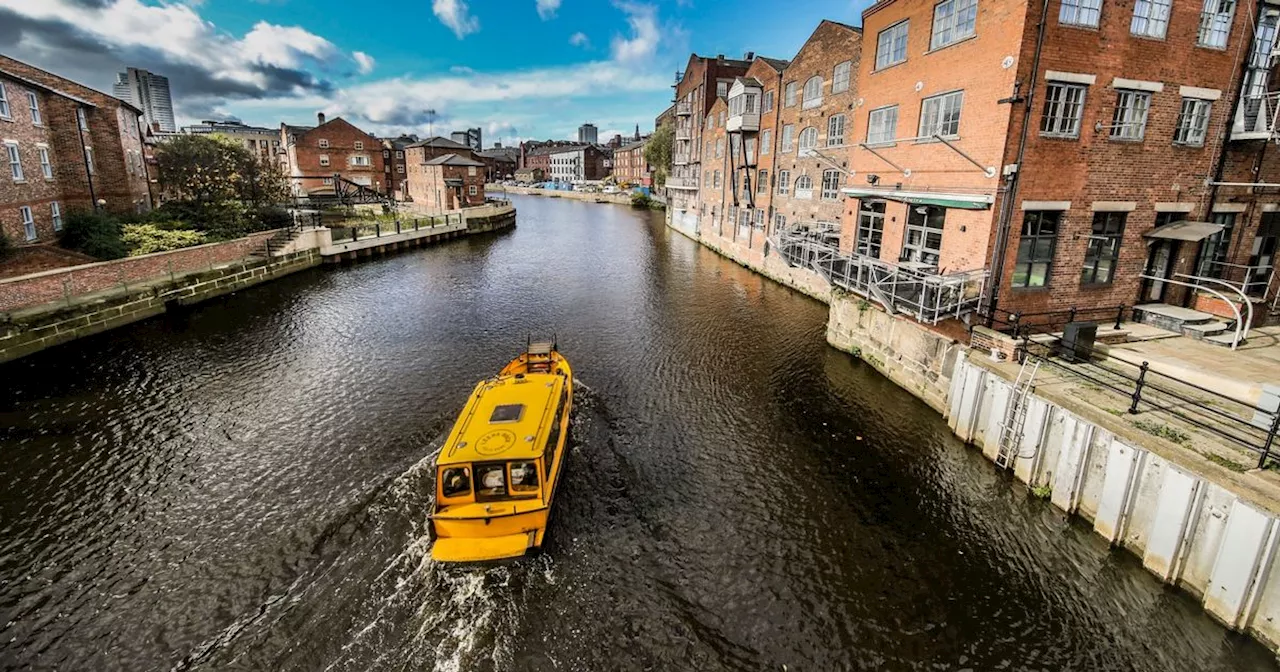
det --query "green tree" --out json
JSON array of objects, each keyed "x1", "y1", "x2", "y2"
[
  {"x1": 155, "y1": 134, "x2": 244, "y2": 203},
  {"x1": 60, "y1": 210, "x2": 126, "y2": 260},
  {"x1": 644, "y1": 122, "x2": 673, "y2": 189},
  {"x1": 234, "y1": 152, "x2": 290, "y2": 208}
]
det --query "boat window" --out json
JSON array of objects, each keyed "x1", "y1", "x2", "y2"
[
  {"x1": 509, "y1": 461, "x2": 540, "y2": 493},
  {"x1": 475, "y1": 462, "x2": 507, "y2": 500},
  {"x1": 440, "y1": 467, "x2": 471, "y2": 498},
  {"x1": 489, "y1": 404, "x2": 524, "y2": 423}
]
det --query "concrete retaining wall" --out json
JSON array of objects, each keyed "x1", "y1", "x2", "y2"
[
  {"x1": 498, "y1": 185, "x2": 636, "y2": 206},
  {"x1": 949, "y1": 352, "x2": 1280, "y2": 649}
]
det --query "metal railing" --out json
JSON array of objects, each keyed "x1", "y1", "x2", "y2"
[
  {"x1": 1140, "y1": 274, "x2": 1245, "y2": 349},
  {"x1": 328, "y1": 214, "x2": 463, "y2": 243},
  {"x1": 1198, "y1": 260, "x2": 1276, "y2": 299},
  {"x1": 982, "y1": 304, "x2": 1128, "y2": 336},
  {"x1": 676, "y1": 101, "x2": 692, "y2": 116},
  {"x1": 666, "y1": 175, "x2": 699, "y2": 190},
  {"x1": 1231, "y1": 91, "x2": 1280, "y2": 141},
  {"x1": 772, "y1": 228, "x2": 987, "y2": 323}
]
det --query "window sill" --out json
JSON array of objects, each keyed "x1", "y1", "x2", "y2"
[
  {"x1": 0, "y1": 116, "x2": 11, "y2": 123},
  {"x1": 12, "y1": 179, "x2": 26, "y2": 184},
  {"x1": 1059, "y1": 22, "x2": 1100, "y2": 31},
  {"x1": 1130, "y1": 32, "x2": 1167, "y2": 42},
  {"x1": 1010, "y1": 285, "x2": 1052, "y2": 293},
  {"x1": 863, "y1": 141, "x2": 898, "y2": 149},
  {"x1": 1039, "y1": 132, "x2": 1081, "y2": 141},
  {"x1": 925, "y1": 33, "x2": 977, "y2": 55},
  {"x1": 1195, "y1": 43, "x2": 1227, "y2": 52},
  {"x1": 1107, "y1": 137, "x2": 1145, "y2": 144},
  {"x1": 872, "y1": 60, "x2": 907, "y2": 75},
  {"x1": 914, "y1": 135, "x2": 960, "y2": 144},
  {"x1": 1172, "y1": 141, "x2": 1206, "y2": 149}
]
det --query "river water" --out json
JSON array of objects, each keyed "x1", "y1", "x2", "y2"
[{"x1": 1, "y1": 194, "x2": 1276, "y2": 671}]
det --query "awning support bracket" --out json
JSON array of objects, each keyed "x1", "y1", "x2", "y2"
[
  {"x1": 857, "y1": 143, "x2": 907, "y2": 174},
  {"x1": 932, "y1": 135, "x2": 997, "y2": 178}
]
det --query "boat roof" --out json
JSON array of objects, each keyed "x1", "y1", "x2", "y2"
[{"x1": 438, "y1": 372, "x2": 565, "y2": 465}]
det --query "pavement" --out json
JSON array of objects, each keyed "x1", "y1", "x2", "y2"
[{"x1": 1102, "y1": 324, "x2": 1280, "y2": 406}]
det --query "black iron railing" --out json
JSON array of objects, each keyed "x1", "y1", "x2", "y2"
[{"x1": 983, "y1": 305, "x2": 1128, "y2": 338}]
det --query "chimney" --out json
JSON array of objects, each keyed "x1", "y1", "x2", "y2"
[
  {"x1": 744, "y1": 51, "x2": 755, "y2": 61},
  {"x1": 317, "y1": 112, "x2": 326, "y2": 125}
]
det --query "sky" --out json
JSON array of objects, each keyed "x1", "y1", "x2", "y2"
[{"x1": 0, "y1": 0, "x2": 870, "y2": 145}]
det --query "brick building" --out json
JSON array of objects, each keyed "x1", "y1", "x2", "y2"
[
  {"x1": 381, "y1": 135, "x2": 416, "y2": 200},
  {"x1": 280, "y1": 114, "x2": 385, "y2": 197},
  {"x1": 477, "y1": 146, "x2": 519, "y2": 182},
  {"x1": 614, "y1": 138, "x2": 652, "y2": 187},
  {"x1": 548, "y1": 144, "x2": 610, "y2": 183},
  {"x1": 406, "y1": 153, "x2": 486, "y2": 212},
  {"x1": 184, "y1": 119, "x2": 279, "y2": 159},
  {"x1": 0, "y1": 55, "x2": 151, "y2": 247}
]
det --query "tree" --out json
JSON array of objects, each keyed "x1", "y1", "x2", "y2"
[
  {"x1": 644, "y1": 122, "x2": 673, "y2": 189},
  {"x1": 234, "y1": 152, "x2": 290, "y2": 208}
]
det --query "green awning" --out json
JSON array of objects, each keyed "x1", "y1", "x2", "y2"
[{"x1": 842, "y1": 188, "x2": 992, "y2": 210}]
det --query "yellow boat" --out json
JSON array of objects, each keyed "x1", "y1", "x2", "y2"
[{"x1": 429, "y1": 341, "x2": 573, "y2": 563}]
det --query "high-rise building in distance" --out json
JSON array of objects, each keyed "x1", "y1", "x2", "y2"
[
  {"x1": 449, "y1": 127, "x2": 482, "y2": 151},
  {"x1": 113, "y1": 67, "x2": 176, "y2": 133},
  {"x1": 577, "y1": 123, "x2": 598, "y2": 144}
]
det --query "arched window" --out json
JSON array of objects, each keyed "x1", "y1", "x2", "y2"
[
  {"x1": 795, "y1": 174, "x2": 813, "y2": 190},
  {"x1": 798, "y1": 127, "x2": 818, "y2": 151},
  {"x1": 803, "y1": 76, "x2": 823, "y2": 108}
]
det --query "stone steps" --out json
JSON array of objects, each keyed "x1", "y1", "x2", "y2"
[{"x1": 1133, "y1": 303, "x2": 1242, "y2": 347}]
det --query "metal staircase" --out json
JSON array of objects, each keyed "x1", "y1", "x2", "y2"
[{"x1": 995, "y1": 358, "x2": 1040, "y2": 469}]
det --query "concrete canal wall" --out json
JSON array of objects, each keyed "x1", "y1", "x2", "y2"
[
  {"x1": 665, "y1": 209, "x2": 1280, "y2": 653},
  {"x1": 497, "y1": 185, "x2": 637, "y2": 206},
  {"x1": 0, "y1": 204, "x2": 516, "y2": 364}
]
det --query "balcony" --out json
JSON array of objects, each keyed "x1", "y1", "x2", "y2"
[
  {"x1": 1231, "y1": 92, "x2": 1280, "y2": 141},
  {"x1": 772, "y1": 228, "x2": 987, "y2": 323},
  {"x1": 667, "y1": 175, "x2": 699, "y2": 190},
  {"x1": 675, "y1": 125, "x2": 693, "y2": 141},
  {"x1": 673, "y1": 152, "x2": 692, "y2": 166},
  {"x1": 726, "y1": 80, "x2": 761, "y2": 133},
  {"x1": 676, "y1": 101, "x2": 692, "y2": 116}
]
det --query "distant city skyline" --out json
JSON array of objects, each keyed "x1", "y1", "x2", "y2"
[{"x1": 112, "y1": 67, "x2": 176, "y2": 133}]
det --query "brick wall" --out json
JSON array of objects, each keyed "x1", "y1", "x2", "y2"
[
  {"x1": 286, "y1": 117, "x2": 385, "y2": 194},
  {"x1": 408, "y1": 164, "x2": 485, "y2": 212},
  {"x1": 0, "y1": 230, "x2": 276, "y2": 312}
]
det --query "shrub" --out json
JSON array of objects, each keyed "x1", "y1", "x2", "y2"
[
  {"x1": 631, "y1": 192, "x2": 654, "y2": 208},
  {"x1": 250, "y1": 206, "x2": 292, "y2": 231},
  {"x1": 60, "y1": 210, "x2": 126, "y2": 260},
  {"x1": 121, "y1": 224, "x2": 208, "y2": 256}
]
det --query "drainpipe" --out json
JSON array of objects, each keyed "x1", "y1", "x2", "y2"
[
  {"x1": 75, "y1": 106, "x2": 98, "y2": 210},
  {"x1": 769, "y1": 67, "x2": 784, "y2": 238},
  {"x1": 986, "y1": 0, "x2": 1052, "y2": 322}
]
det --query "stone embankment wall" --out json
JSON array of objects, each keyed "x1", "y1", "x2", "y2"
[{"x1": 496, "y1": 185, "x2": 637, "y2": 206}]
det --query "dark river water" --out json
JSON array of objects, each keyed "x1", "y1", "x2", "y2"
[{"x1": 1, "y1": 194, "x2": 1276, "y2": 671}]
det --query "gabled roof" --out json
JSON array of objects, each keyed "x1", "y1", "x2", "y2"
[
  {"x1": 407, "y1": 135, "x2": 472, "y2": 150},
  {"x1": 477, "y1": 148, "x2": 518, "y2": 161},
  {"x1": 756, "y1": 56, "x2": 791, "y2": 72},
  {"x1": 424, "y1": 153, "x2": 485, "y2": 167}
]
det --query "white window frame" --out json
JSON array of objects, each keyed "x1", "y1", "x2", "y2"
[
  {"x1": 51, "y1": 202, "x2": 62, "y2": 232},
  {"x1": 85, "y1": 146, "x2": 94, "y2": 175},
  {"x1": 785, "y1": 82, "x2": 797, "y2": 107},
  {"x1": 26, "y1": 90, "x2": 41, "y2": 126},
  {"x1": 322, "y1": 177, "x2": 334, "y2": 186},
  {"x1": 802, "y1": 76, "x2": 823, "y2": 109},
  {"x1": 833, "y1": 61, "x2": 852, "y2": 94},
  {"x1": 0, "y1": 83, "x2": 9, "y2": 119},
  {"x1": 38, "y1": 145, "x2": 52, "y2": 179},
  {"x1": 1131, "y1": 0, "x2": 1172, "y2": 38},
  {"x1": 20, "y1": 205, "x2": 35, "y2": 241},
  {"x1": 931, "y1": 0, "x2": 978, "y2": 49},
  {"x1": 798, "y1": 127, "x2": 818, "y2": 152},
  {"x1": 319, "y1": 154, "x2": 330, "y2": 167},
  {"x1": 761, "y1": 129, "x2": 771, "y2": 155},
  {"x1": 827, "y1": 114, "x2": 847, "y2": 147},
  {"x1": 1110, "y1": 90, "x2": 1151, "y2": 141},
  {"x1": 876, "y1": 20, "x2": 910, "y2": 70},
  {"x1": 781, "y1": 125, "x2": 795, "y2": 153},
  {"x1": 1174, "y1": 98, "x2": 1212, "y2": 146},
  {"x1": 763, "y1": 90, "x2": 774, "y2": 111},
  {"x1": 794, "y1": 174, "x2": 814, "y2": 199},
  {"x1": 1197, "y1": 0, "x2": 1236, "y2": 48},
  {"x1": 1060, "y1": 0, "x2": 1102, "y2": 27},
  {"x1": 918, "y1": 90, "x2": 964, "y2": 139},
  {"x1": 318, "y1": 138, "x2": 330, "y2": 148},
  {"x1": 1040, "y1": 82, "x2": 1087, "y2": 138},
  {"x1": 468, "y1": 185, "x2": 478, "y2": 196},
  {"x1": 350, "y1": 154, "x2": 371, "y2": 167},
  {"x1": 867, "y1": 105, "x2": 899, "y2": 145},
  {"x1": 5, "y1": 141, "x2": 22, "y2": 181},
  {"x1": 354, "y1": 141, "x2": 364, "y2": 150},
  {"x1": 821, "y1": 170, "x2": 842, "y2": 200},
  {"x1": 777, "y1": 169, "x2": 791, "y2": 195},
  {"x1": 77, "y1": 107, "x2": 88, "y2": 132}
]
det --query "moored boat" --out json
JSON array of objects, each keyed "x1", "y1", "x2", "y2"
[{"x1": 429, "y1": 341, "x2": 573, "y2": 563}]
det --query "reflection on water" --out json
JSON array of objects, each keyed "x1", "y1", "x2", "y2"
[{"x1": 0, "y1": 194, "x2": 1274, "y2": 671}]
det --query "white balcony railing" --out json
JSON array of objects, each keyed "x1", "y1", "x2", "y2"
[
  {"x1": 676, "y1": 101, "x2": 693, "y2": 116},
  {"x1": 1232, "y1": 92, "x2": 1280, "y2": 141},
  {"x1": 666, "y1": 175, "x2": 699, "y2": 190},
  {"x1": 675, "y1": 125, "x2": 693, "y2": 141},
  {"x1": 673, "y1": 152, "x2": 692, "y2": 165},
  {"x1": 772, "y1": 228, "x2": 987, "y2": 323}
]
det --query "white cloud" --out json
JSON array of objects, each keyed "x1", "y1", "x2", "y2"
[
  {"x1": 352, "y1": 51, "x2": 375, "y2": 75},
  {"x1": 536, "y1": 0, "x2": 561, "y2": 19},
  {"x1": 432, "y1": 0, "x2": 479, "y2": 39},
  {"x1": 611, "y1": 3, "x2": 661, "y2": 63},
  {"x1": 569, "y1": 32, "x2": 590, "y2": 48}
]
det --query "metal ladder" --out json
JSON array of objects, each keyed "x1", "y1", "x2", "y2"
[{"x1": 995, "y1": 358, "x2": 1040, "y2": 469}]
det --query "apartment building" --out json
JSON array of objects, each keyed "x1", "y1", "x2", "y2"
[
  {"x1": 185, "y1": 119, "x2": 280, "y2": 158},
  {"x1": 0, "y1": 55, "x2": 151, "y2": 246},
  {"x1": 113, "y1": 67, "x2": 176, "y2": 134},
  {"x1": 614, "y1": 138, "x2": 652, "y2": 187},
  {"x1": 405, "y1": 153, "x2": 486, "y2": 212},
  {"x1": 547, "y1": 144, "x2": 609, "y2": 183},
  {"x1": 280, "y1": 113, "x2": 385, "y2": 197},
  {"x1": 381, "y1": 135, "x2": 416, "y2": 199}
]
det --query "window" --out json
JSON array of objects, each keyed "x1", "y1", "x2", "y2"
[
  {"x1": 38, "y1": 146, "x2": 51, "y2": 179},
  {"x1": 5, "y1": 142, "x2": 21, "y2": 181},
  {"x1": 26, "y1": 91, "x2": 40, "y2": 126},
  {"x1": 1198, "y1": 0, "x2": 1236, "y2": 48},
  {"x1": 833, "y1": 61, "x2": 852, "y2": 93},
  {"x1": 803, "y1": 76, "x2": 823, "y2": 109},
  {"x1": 1197, "y1": 212, "x2": 1236, "y2": 277},
  {"x1": 798, "y1": 127, "x2": 818, "y2": 152},
  {"x1": 716, "y1": 138, "x2": 724, "y2": 158},
  {"x1": 758, "y1": 170, "x2": 769, "y2": 194},
  {"x1": 0, "y1": 83, "x2": 8, "y2": 119},
  {"x1": 781, "y1": 124, "x2": 795, "y2": 152},
  {"x1": 440, "y1": 467, "x2": 472, "y2": 498},
  {"x1": 932, "y1": 0, "x2": 978, "y2": 49},
  {"x1": 1081, "y1": 211, "x2": 1125, "y2": 284},
  {"x1": 717, "y1": 81, "x2": 728, "y2": 98},
  {"x1": 319, "y1": 154, "x2": 330, "y2": 167},
  {"x1": 867, "y1": 106, "x2": 899, "y2": 144},
  {"x1": 794, "y1": 174, "x2": 814, "y2": 198},
  {"x1": 713, "y1": 170, "x2": 721, "y2": 188},
  {"x1": 902, "y1": 206, "x2": 946, "y2": 265},
  {"x1": 777, "y1": 169, "x2": 791, "y2": 194},
  {"x1": 77, "y1": 107, "x2": 88, "y2": 131},
  {"x1": 1040, "y1": 83, "x2": 1086, "y2": 138},
  {"x1": 857, "y1": 200, "x2": 885, "y2": 257},
  {"x1": 828, "y1": 114, "x2": 847, "y2": 146},
  {"x1": 1012, "y1": 211, "x2": 1060, "y2": 288},
  {"x1": 706, "y1": 115, "x2": 714, "y2": 130},
  {"x1": 85, "y1": 146, "x2": 94, "y2": 175},
  {"x1": 468, "y1": 166, "x2": 477, "y2": 176},
  {"x1": 469, "y1": 185, "x2": 478, "y2": 196},
  {"x1": 396, "y1": 151, "x2": 404, "y2": 159},
  {"x1": 354, "y1": 141, "x2": 364, "y2": 150},
  {"x1": 510, "y1": 461, "x2": 540, "y2": 494},
  {"x1": 755, "y1": 209, "x2": 765, "y2": 228},
  {"x1": 383, "y1": 150, "x2": 390, "y2": 158},
  {"x1": 51, "y1": 202, "x2": 62, "y2": 232},
  {"x1": 1060, "y1": 0, "x2": 1102, "y2": 26},
  {"x1": 350, "y1": 155, "x2": 371, "y2": 166},
  {"x1": 20, "y1": 206, "x2": 35, "y2": 241},
  {"x1": 475, "y1": 463, "x2": 508, "y2": 500},
  {"x1": 322, "y1": 177, "x2": 334, "y2": 186},
  {"x1": 1132, "y1": 0, "x2": 1172, "y2": 38},
  {"x1": 919, "y1": 91, "x2": 964, "y2": 138},
  {"x1": 1110, "y1": 90, "x2": 1151, "y2": 140},
  {"x1": 761, "y1": 129, "x2": 771, "y2": 155},
  {"x1": 821, "y1": 170, "x2": 842, "y2": 200},
  {"x1": 763, "y1": 90, "x2": 774, "y2": 111},
  {"x1": 318, "y1": 138, "x2": 330, "y2": 148},
  {"x1": 1174, "y1": 98, "x2": 1212, "y2": 146},
  {"x1": 785, "y1": 81, "x2": 797, "y2": 107},
  {"x1": 877, "y1": 20, "x2": 910, "y2": 69},
  {"x1": 397, "y1": 164, "x2": 405, "y2": 173}
]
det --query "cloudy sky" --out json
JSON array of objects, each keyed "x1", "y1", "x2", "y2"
[{"x1": 0, "y1": 0, "x2": 866, "y2": 145}]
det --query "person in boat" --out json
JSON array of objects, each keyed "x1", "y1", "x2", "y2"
[{"x1": 442, "y1": 467, "x2": 470, "y2": 497}]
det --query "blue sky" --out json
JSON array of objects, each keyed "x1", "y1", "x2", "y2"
[{"x1": 0, "y1": 0, "x2": 870, "y2": 144}]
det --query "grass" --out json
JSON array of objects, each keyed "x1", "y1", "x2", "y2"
[
  {"x1": 1030, "y1": 484, "x2": 1052, "y2": 499},
  {"x1": 1200, "y1": 451, "x2": 1248, "y2": 473},
  {"x1": 1133, "y1": 419, "x2": 1192, "y2": 446}
]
